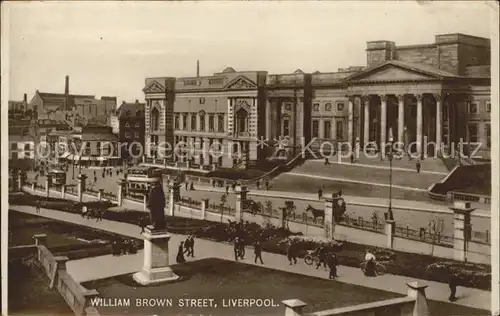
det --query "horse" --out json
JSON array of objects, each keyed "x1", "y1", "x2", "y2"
[
  {"x1": 244, "y1": 200, "x2": 263, "y2": 215},
  {"x1": 306, "y1": 205, "x2": 325, "y2": 223}
]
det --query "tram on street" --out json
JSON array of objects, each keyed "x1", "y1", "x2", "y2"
[{"x1": 125, "y1": 166, "x2": 163, "y2": 198}]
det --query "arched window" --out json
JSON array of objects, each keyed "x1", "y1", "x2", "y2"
[
  {"x1": 235, "y1": 108, "x2": 248, "y2": 134},
  {"x1": 151, "y1": 107, "x2": 160, "y2": 131},
  {"x1": 126, "y1": 110, "x2": 131, "y2": 117}
]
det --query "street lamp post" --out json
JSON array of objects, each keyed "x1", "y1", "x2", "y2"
[{"x1": 387, "y1": 134, "x2": 394, "y2": 221}]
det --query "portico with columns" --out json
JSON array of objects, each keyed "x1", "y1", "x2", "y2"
[{"x1": 344, "y1": 61, "x2": 479, "y2": 159}]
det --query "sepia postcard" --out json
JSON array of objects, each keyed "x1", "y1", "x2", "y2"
[{"x1": 1, "y1": 1, "x2": 499, "y2": 316}]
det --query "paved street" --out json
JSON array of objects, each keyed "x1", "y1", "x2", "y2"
[
  {"x1": 180, "y1": 185, "x2": 490, "y2": 237},
  {"x1": 9, "y1": 205, "x2": 490, "y2": 311}
]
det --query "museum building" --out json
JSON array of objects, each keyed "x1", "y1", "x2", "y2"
[{"x1": 143, "y1": 33, "x2": 491, "y2": 168}]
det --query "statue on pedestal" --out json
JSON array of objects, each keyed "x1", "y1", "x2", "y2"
[{"x1": 147, "y1": 182, "x2": 166, "y2": 230}]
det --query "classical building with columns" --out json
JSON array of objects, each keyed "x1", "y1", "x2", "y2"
[{"x1": 144, "y1": 33, "x2": 491, "y2": 168}]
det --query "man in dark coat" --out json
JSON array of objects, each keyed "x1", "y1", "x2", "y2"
[
  {"x1": 147, "y1": 182, "x2": 166, "y2": 230},
  {"x1": 287, "y1": 241, "x2": 297, "y2": 265},
  {"x1": 448, "y1": 272, "x2": 458, "y2": 301},
  {"x1": 327, "y1": 253, "x2": 339, "y2": 279},
  {"x1": 233, "y1": 237, "x2": 240, "y2": 261},
  {"x1": 254, "y1": 241, "x2": 264, "y2": 265}
]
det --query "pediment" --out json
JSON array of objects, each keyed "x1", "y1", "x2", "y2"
[
  {"x1": 143, "y1": 81, "x2": 165, "y2": 93},
  {"x1": 234, "y1": 99, "x2": 251, "y2": 113},
  {"x1": 225, "y1": 76, "x2": 257, "y2": 90},
  {"x1": 347, "y1": 64, "x2": 438, "y2": 83}
]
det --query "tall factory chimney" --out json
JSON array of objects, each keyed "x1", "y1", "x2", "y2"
[
  {"x1": 196, "y1": 60, "x2": 200, "y2": 77},
  {"x1": 65, "y1": 75, "x2": 69, "y2": 95}
]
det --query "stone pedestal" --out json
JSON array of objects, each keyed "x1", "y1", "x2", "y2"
[
  {"x1": 406, "y1": 281, "x2": 429, "y2": 316},
  {"x1": 201, "y1": 198, "x2": 209, "y2": 220},
  {"x1": 77, "y1": 174, "x2": 87, "y2": 203},
  {"x1": 133, "y1": 227, "x2": 180, "y2": 285},
  {"x1": 385, "y1": 220, "x2": 396, "y2": 248},
  {"x1": 450, "y1": 201, "x2": 475, "y2": 262},
  {"x1": 282, "y1": 299, "x2": 307, "y2": 316},
  {"x1": 324, "y1": 197, "x2": 335, "y2": 239},
  {"x1": 117, "y1": 179, "x2": 126, "y2": 206},
  {"x1": 61, "y1": 185, "x2": 66, "y2": 199},
  {"x1": 98, "y1": 188, "x2": 104, "y2": 201},
  {"x1": 235, "y1": 185, "x2": 248, "y2": 221}
]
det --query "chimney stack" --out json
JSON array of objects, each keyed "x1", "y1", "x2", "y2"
[
  {"x1": 23, "y1": 93, "x2": 27, "y2": 103},
  {"x1": 196, "y1": 60, "x2": 200, "y2": 77},
  {"x1": 136, "y1": 99, "x2": 138, "y2": 103},
  {"x1": 65, "y1": 75, "x2": 69, "y2": 95}
]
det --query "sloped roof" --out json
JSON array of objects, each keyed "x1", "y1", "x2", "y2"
[
  {"x1": 81, "y1": 132, "x2": 117, "y2": 141},
  {"x1": 344, "y1": 60, "x2": 459, "y2": 83},
  {"x1": 116, "y1": 102, "x2": 145, "y2": 118},
  {"x1": 39, "y1": 92, "x2": 95, "y2": 100}
]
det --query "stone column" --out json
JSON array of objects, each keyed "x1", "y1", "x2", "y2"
[
  {"x1": 61, "y1": 185, "x2": 66, "y2": 199},
  {"x1": 32, "y1": 182, "x2": 36, "y2": 194},
  {"x1": 143, "y1": 194, "x2": 148, "y2": 212},
  {"x1": 46, "y1": 174, "x2": 53, "y2": 198},
  {"x1": 201, "y1": 198, "x2": 209, "y2": 220},
  {"x1": 416, "y1": 94, "x2": 423, "y2": 157},
  {"x1": 117, "y1": 179, "x2": 126, "y2": 206},
  {"x1": 380, "y1": 95, "x2": 387, "y2": 156},
  {"x1": 52, "y1": 256, "x2": 70, "y2": 289},
  {"x1": 235, "y1": 185, "x2": 248, "y2": 221},
  {"x1": 282, "y1": 299, "x2": 307, "y2": 316},
  {"x1": 450, "y1": 201, "x2": 475, "y2": 262},
  {"x1": 318, "y1": 118, "x2": 324, "y2": 140},
  {"x1": 397, "y1": 94, "x2": 405, "y2": 145},
  {"x1": 98, "y1": 188, "x2": 104, "y2": 201},
  {"x1": 348, "y1": 96, "x2": 354, "y2": 146},
  {"x1": 324, "y1": 197, "x2": 335, "y2": 239},
  {"x1": 385, "y1": 219, "x2": 396, "y2": 249},
  {"x1": 435, "y1": 94, "x2": 442, "y2": 156},
  {"x1": 406, "y1": 281, "x2": 429, "y2": 316},
  {"x1": 133, "y1": 227, "x2": 180, "y2": 285},
  {"x1": 17, "y1": 170, "x2": 26, "y2": 191},
  {"x1": 77, "y1": 174, "x2": 87, "y2": 203},
  {"x1": 363, "y1": 96, "x2": 370, "y2": 145}
]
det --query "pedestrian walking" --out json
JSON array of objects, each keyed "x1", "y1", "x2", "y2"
[
  {"x1": 189, "y1": 236, "x2": 195, "y2": 257},
  {"x1": 448, "y1": 272, "x2": 458, "y2": 301},
  {"x1": 416, "y1": 160, "x2": 421, "y2": 173},
  {"x1": 318, "y1": 187, "x2": 323, "y2": 200},
  {"x1": 212, "y1": 179, "x2": 216, "y2": 188},
  {"x1": 232, "y1": 181, "x2": 237, "y2": 191},
  {"x1": 176, "y1": 241, "x2": 187, "y2": 263},
  {"x1": 254, "y1": 241, "x2": 264, "y2": 265},
  {"x1": 327, "y1": 253, "x2": 339, "y2": 279},
  {"x1": 35, "y1": 200, "x2": 41, "y2": 214},
  {"x1": 238, "y1": 238, "x2": 246, "y2": 259},
  {"x1": 233, "y1": 237, "x2": 240, "y2": 261},
  {"x1": 185, "y1": 181, "x2": 189, "y2": 191},
  {"x1": 225, "y1": 185, "x2": 229, "y2": 194},
  {"x1": 324, "y1": 157, "x2": 330, "y2": 165},
  {"x1": 256, "y1": 179, "x2": 260, "y2": 190},
  {"x1": 350, "y1": 153, "x2": 354, "y2": 164},
  {"x1": 287, "y1": 242, "x2": 297, "y2": 265},
  {"x1": 190, "y1": 182, "x2": 195, "y2": 191}
]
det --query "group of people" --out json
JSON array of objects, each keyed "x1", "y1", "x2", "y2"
[{"x1": 176, "y1": 236, "x2": 195, "y2": 263}]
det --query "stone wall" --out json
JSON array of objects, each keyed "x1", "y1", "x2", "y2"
[{"x1": 395, "y1": 45, "x2": 438, "y2": 68}]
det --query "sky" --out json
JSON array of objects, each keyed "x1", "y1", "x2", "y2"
[{"x1": 3, "y1": 1, "x2": 496, "y2": 103}]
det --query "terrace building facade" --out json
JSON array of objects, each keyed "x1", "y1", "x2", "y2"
[{"x1": 143, "y1": 33, "x2": 491, "y2": 168}]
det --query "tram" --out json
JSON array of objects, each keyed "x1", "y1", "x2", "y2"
[{"x1": 125, "y1": 166, "x2": 163, "y2": 198}]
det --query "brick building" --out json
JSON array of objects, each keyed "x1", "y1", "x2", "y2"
[
  {"x1": 143, "y1": 33, "x2": 491, "y2": 168},
  {"x1": 28, "y1": 76, "x2": 117, "y2": 125},
  {"x1": 114, "y1": 100, "x2": 145, "y2": 161}
]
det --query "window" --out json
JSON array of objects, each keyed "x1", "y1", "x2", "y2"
[
  {"x1": 11, "y1": 142, "x2": 17, "y2": 150},
  {"x1": 209, "y1": 78, "x2": 223, "y2": 85},
  {"x1": 84, "y1": 142, "x2": 91, "y2": 155},
  {"x1": 134, "y1": 122, "x2": 140, "y2": 128},
  {"x1": 468, "y1": 124, "x2": 478, "y2": 143},
  {"x1": 174, "y1": 114, "x2": 180, "y2": 130},
  {"x1": 125, "y1": 122, "x2": 131, "y2": 128},
  {"x1": 218, "y1": 114, "x2": 225, "y2": 132},
  {"x1": 283, "y1": 119, "x2": 290, "y2": 136},
  {"x1": 468, "y1": 103, "x2": 478, "y2": 114},
  {"x1": 199, "y1": 97, "x2": 205, "y2": 104},
  {"x1": 151, "y1": 107, "x2": 160, "y2": 131},
  {"x1": 184, "y1": 80, "x2": 198, "y2": 86},
  {"x1": 209, "y1": 115, "x2": 215, "y2": 131},
  {"x1": 337, "y1": 103, "x2": 345, "y2": 111},
  {"x1": 150, "y1": 135, "x2": 159, "y2": 144},
  {"x1": 443, "y1": 127, "x2": 449, "y2": 146},
  {"x1": 312, "y1": 120, "x2": 319, "y2": 138},
  {"x1": 125, "y1": 132, "x2": 131, "y2": 138},
  {"x1": 486, "y1": 103, "x2": 491, "y2": 113},
  {"x1": 336, "y1": 121, "x2": 344, "y2": 140},
  {"x1": 191, "y1": 114, "x2": 197, "y2": 131},
  {"x1": 200, "y1": 114, "x2": 206, "y2": 131},
  {"x1": 324, "y1": 120, "x2": 331, "y2": 139},
  {"x1": 313, "y1": 103, "x2": 320, "y2": 111},
  {"x1": 134, "y1": 132, "x2": 140, "y2": 138},
  {"x1": 126, "y1": 110, "x2": 131, "y2": 117},
  {"x1": 136, "y1": 110, "x2": 142, "y2": 117},
  {"x1": 443, "y1": 104, "x2": 448, "y2": 121},
  {"x1": 486, "y1": 124, "x2": 491, "y2": 148},
  {"x1": 236, "y1": 109, "x2": 248, "y2": 133},
  {"x1": 285, "y1": 103, "x2": 292, "y2": 111},
  {"x1": 325, "y1": 103, "x2": 332, "y2": 111},
  {"x1": 182, "y1": 114, "x2": 187, "y2": 130}
]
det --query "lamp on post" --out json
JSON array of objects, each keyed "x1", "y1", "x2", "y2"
[{"x1": 387, "y1": 128, "x2": 394, "y2": 221}]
